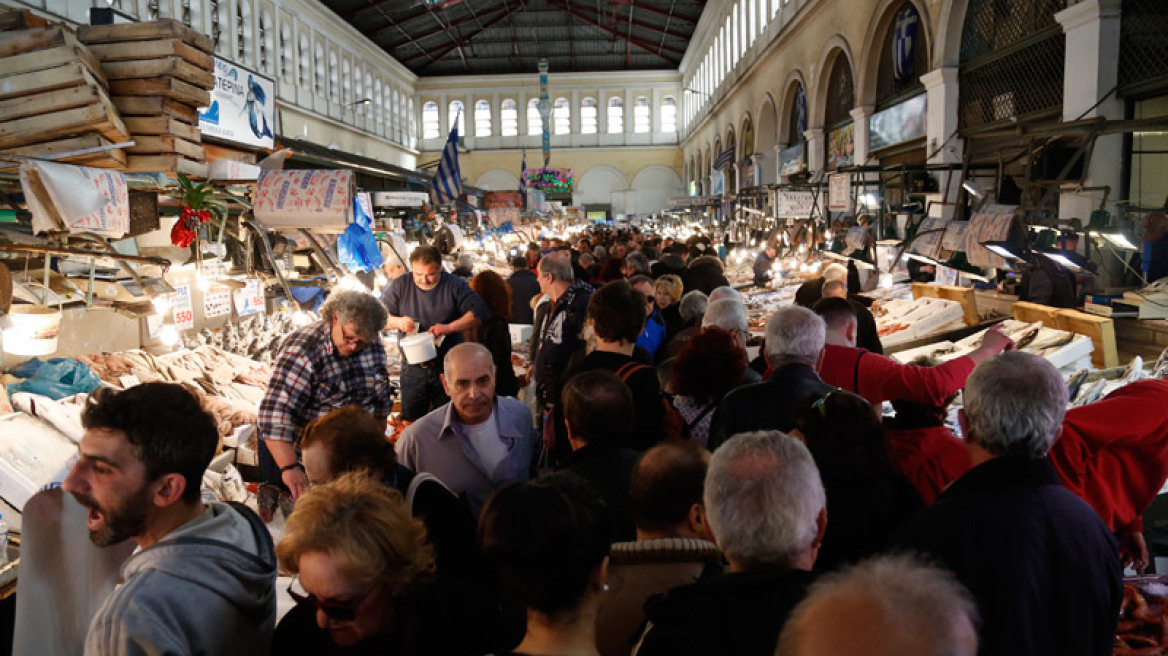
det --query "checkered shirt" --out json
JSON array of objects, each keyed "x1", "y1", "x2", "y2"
[{"x1": 258, "y1": 320, "x2": 392, "y2": 444}]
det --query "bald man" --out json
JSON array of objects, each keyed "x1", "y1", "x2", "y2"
[
  {"x1": 395, "y1": 343, "x2": 536, "y2": 516},
  {"x1": 776, "y1": 554, "x2": 979, "y2": 656},
  {"x1": 821, "y1": 279, "x2": 882, "y2": 354}
]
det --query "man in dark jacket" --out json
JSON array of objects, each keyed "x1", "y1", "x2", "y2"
[
  {"x1": 634, "y1": 430, "x2": 824, "y2": 656},
  {"x1": 794, "y1": 263, "x2": 848, "y2": 308},
  {"x1": 687, "y1": 254, "x2": 731, "y2": 295},
  {"x1": 506, "y1": 255, "x2": 540, "y2": 324},
  {"x1": 819, "y1": 279, "x2": 882, "y2": 354},
  {"x1": 752, "y1": 245, "x2": 778, "y2": 287},
  {"x1": 558, "y1": 370, "x2": 642, "y2": 543},
  {"x1": 707, "y1": 306, "x2": 834, "y2": 451},
  {"x1": 893, "y1": 351, "x2": 1122, "y2": 656}
]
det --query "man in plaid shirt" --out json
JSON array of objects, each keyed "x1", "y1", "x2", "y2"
[{"x1": 259, "y1": 290, "x2": 391, "y2": 498}]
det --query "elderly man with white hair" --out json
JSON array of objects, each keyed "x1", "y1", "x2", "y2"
[
  {"x1": 634, "y1": 431, "x2": 826, "y2": 656},
  {"x1": 706, "y1": 306, "x2": 835, "y2": 451},
  {"x1": 794, "y1": 262, "x2": 847, "y2": 308},
  {"x1": 894, "y1": 351, "x2": 1121, "y2": 656},
  {"x1": 395, "y1": 342, "x2": 536, "y2": 516},
  {"x1": 776, "y1": 554, "x2": 979, "y2": 656}
]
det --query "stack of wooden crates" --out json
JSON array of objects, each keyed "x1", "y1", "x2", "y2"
[
  {"x1": 0, "y1": 12, "x2": 131, "y2": 169},
  {"x1": 78, "y1": 19, "x2": 214, "y2": 178}
]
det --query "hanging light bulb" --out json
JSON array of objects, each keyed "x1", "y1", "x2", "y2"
[
  {"x1": 374, "y1": 271, "x2": 388, "y2": 287},
  {"x1": 195, "y1": 271, "x2": 212, "y2": 292},
  {"x1": 151, "y1": 295, "x2": 171, "y2": 314},
  {"x1": 337, "y1": 275, "x2": 366, "y2": 292},
  {"x1": 292, "y1": 310, "x2": 315, "y2": 327}
]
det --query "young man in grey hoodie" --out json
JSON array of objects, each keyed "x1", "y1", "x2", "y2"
[{"x1": 63, "y1": 382, "x2": 277, "y2": 655}]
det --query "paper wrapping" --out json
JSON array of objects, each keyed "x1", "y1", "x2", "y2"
[
  {"x1": 20, "y1": 161, "x2": 129, "y2": 238},
  {"x1": 941, "y1": 221, "x2": 970, "y2": 252},
  {"x1": 909, "y1": 217, "x2": 950, "y2": 260},
  {"x1": 964, "y1": 204, "x2": 1019, "y2": 269},
  {"x1": 253, "y1": 169, "x2": 354, "y2": 233}
]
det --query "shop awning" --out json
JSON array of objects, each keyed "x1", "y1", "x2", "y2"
[{"x1": 274, "y1": 137, "x2": 432, "y2": 189}]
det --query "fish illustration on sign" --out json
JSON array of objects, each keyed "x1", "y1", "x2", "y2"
[{"x1": 245, "y1": 75, "x2": 273, "y2": 140}]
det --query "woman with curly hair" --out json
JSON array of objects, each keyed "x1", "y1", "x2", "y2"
[
  {"x1": 654, "y1": 274, "x2": 686, "y2": 344},
  {"x1": 670, "y1": 328, "x2": 747, "y2": 448},
  {"x1": 470, "y1": 269, "x2": 519, "y2": 397}
]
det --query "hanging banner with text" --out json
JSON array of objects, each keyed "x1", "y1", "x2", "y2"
[{"x1": 827, "y1": 174, "x2": 851, "y2": 212}]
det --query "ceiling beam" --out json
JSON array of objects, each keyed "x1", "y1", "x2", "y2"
[
  {"x1": 544, "y1": 0, "x2": 684, "y2": 61},
  {"x1": 405, "y1": 4, "x2": 521, "y2": 67},
  {"x1": 631, "y1": 2, "x2": 699, "y2": 24},
  {"x1": 376, "y1": 5, "x2": 504, "y2": 45}
]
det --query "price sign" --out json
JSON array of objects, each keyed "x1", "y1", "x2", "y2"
[
  {"x1": 233, "y1": 279, "x2": 265, "y2": 317},
  {"x1": 204, "y1": 284, "x2": 232, "y2": 318},
  {"x1": 172, "y1": 284, "x2": 194, "y2": 331},
  {"x1": 828, "y1": 174, "x2": 851, "y2": 212}
]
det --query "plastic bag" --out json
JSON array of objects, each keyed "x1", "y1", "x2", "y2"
[
  {"x1": 8, "y1": 358, "x2": 102, "y2": 400},
  {"x1": 337, "y1": 196, "x2": 384, "y2": 273}
]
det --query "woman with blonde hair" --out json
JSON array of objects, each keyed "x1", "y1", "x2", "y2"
[{"x1": 654, "y1": 274, "x2": 686, "y2": 342}]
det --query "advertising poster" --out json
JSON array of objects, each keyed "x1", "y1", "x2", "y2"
[
  {"x1": 826, "y1": 122, "x2": 855, "y2": 170},
  {"x1": 778, "y1": 143, "x2": 805, "y2": 176},
  {"x1": 198, "y1": 58, "x2": 276, "y2": 149},
  {"x1": 868, "y1": 94, "x2": 927, "y2": 152}
]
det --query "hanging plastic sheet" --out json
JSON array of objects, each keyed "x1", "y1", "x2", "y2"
[
  {"x1": 20, "y1": 161, "x2": 129, "y2": 238},
  {"x1": 252, "y1": 169, "x2": 354, "y2": 233},
  {"x1": 338, "y1": 195, "x2": 384, "y2": 273}
]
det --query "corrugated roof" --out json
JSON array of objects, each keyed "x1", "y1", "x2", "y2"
[{"x1": 321, "y1": 0, "x2": 706, "y2": 76}]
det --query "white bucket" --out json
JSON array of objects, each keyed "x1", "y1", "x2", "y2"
[
  {"x1": 400, "y1": 332, "x2": 437, "y2": 364},
  {"x1": 4, "y1": 304, "x2": 62, "y2": 356}
]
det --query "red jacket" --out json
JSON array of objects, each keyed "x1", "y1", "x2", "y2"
[
  {"x1": 819, "y1": 344, "x2": 976, "y2": 407},
  {"x1": 1050, "y1": 379, "x2": 1168, "y2": 534},
  {"x1": 886, "y1": 425, "x2": 972, "y2": 505}
]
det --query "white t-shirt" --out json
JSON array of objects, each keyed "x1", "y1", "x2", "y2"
[{"x1": 462, "y1": 411, "x2": 507, "y2": 476}]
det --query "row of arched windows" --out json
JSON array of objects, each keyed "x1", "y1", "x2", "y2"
[{"x1": 421, "y1": 96, "x2": 677, "y2": 139}]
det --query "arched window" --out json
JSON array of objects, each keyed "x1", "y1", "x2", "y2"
[
  {"x1": 875, "y1": 2, "x2": 927, "y2": 110},
  {"x1": 278, "y1": 17, "x2": 291, "y2": 81},
  {"x1": 661, "y1": 96, "x2": 677, "y2": 133},
  {"x1": 422, "y1": 101, "x2": 439, "y2": 139},
  {"x1": 500, "y1": 99, "x2": 518, "y2": 136},
  {"x1": 824, "y1": 54, "x2": 854, "y2": 128},
  {"x1": 554, "y1": 97, "x2": 570, "y2": 135},
  {"x1": 607, "y1": 96, "x2": 623, "y2": 134},
  {"x1": 298, "y1": 33, "x2": 310, "y2": 89},
  {"x1": 787, "y1": 83, "x2": 807, "y2": 147},
  {"x1": 527, "y1": 98, "x2": 542, "y2": 136},
  {"x1": 448, "y1": 100, "x2": 465, "y2": 136},
  {"x1": 235, "y1": 0, "x2": 250, "y2": 63},
  {"x1": 313, "y1": 40, "x2": 324, "y2": 96},
  {"x1": 363, "y1": 72, "x2": 372, "y2": 117},
  {"x1": 341, "y1": 58, "x2": 351, "y2": 106},
  {"x1": 374, "y1": 79, "x2": 383, "y2": 131},
  {"x1": 327, "y1": 50, "x2": 338, "y2": 103},
  {"x1": 211, "y1": 0, "x2": 227, "y2": 54},
  {"x1": 581, "y1": 97, "x2": 598, "y2": 134},
  {"x1": 353, "y1": 67, "x2": 364, "y2": 115},
  {"x1": 475, "y1": 99, "x2": 492, "y2": 137},
  {"x1": 633, "y1": 96, "x2": 651, "y2": 133},
  {"x1": 258, "y1": 10, "x2": 272, "y2": 73}
]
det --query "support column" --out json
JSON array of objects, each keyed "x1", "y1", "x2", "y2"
[
  {"x1": 921, "y1": 67, "x2": 963, "y2": 218},
  {"x1": 1055, "y1": 0, "x2": 1123, "y2": 224},
  {"x1": 805, "y1": 128, "x2": 825, "y2": 176},
  {"x1": 850, "y1": 105, "x2": 875, "y2": 167}
]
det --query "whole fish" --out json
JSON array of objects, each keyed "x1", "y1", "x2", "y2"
[{"x1": 1066, "y1": 369, "x2": 1090, "y2": 402}]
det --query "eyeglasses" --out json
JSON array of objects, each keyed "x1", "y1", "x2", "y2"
[
  {"x1": 811, "y1": 389, "x2": 843, "y2": 418},
  {"x1": 287, "y1": 575, "x2": 380, "y2": 622}
]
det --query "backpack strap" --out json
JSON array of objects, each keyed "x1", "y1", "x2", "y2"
[
  {"x1": 616, "y1": 362, "x2": 651, "y2": 382},
  {"x1": 685, "y1": 402, "x2": 717, "y2": 431}
]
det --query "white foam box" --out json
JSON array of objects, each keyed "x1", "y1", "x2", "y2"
[
  {"x1": 509, "y1": 323, "x2": 533, "y2": 344},
  {"x1": 0, "y1": 414, "x2": 79, "y2": 511}
]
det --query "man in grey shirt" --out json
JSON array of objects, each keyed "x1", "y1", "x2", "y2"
[{"x1": 395, "y1": 343, "x2": 535, "y2": 516}]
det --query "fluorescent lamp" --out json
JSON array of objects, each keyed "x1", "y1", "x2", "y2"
[
  {"x1": 1036, "y1": 250, "x2": 1085, "y2": 272},
  {"x1": 905, "y1": 252, "x2": 938, "y2": 265},
  {"x1": 1091, "y1": 231, "x2": 1139, "y2": 250},
  {"x1": 981, "y1": 240, "x2": 1027, "y2": 261},
  {"x1": 962, "y1": 181, "x2": 984, "y2": 199}
]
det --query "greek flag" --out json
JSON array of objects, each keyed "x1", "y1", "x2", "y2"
[
  {"x1": 432, "y1": 123, "x2": 462, "y2": 206},
  {"x1": 519, "y1": 149, "x2": 527, "y2": 194},
  {"x1": 893, "y1": 4, "x2": 919, "y2": 82},
  {"x1": 795, "y1": 85, "x2": 807, "y2": 135},
  {"x1": 713, "y1": 147, "x2": 735, "y2": 170}
]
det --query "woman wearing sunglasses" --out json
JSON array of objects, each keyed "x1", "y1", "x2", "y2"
[{"x1": 273, "y1": 472, "x2": 473, "y2": 655}]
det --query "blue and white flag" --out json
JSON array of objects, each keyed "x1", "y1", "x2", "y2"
[
  {"x1": 795, "y1": 84, "x2": 807, "y2": 135},
  {"x1": 432, "y1": 122, "x2": 462, "y2": 206},
  {"x1": 519, "y1": 149, "x2": 527, "y2": 194},
  {"x1": 893, "y1": 4, "x2": 920, "y2": 82},
  {"x1": 713, "y1": 147, "x2": 735, "y2": 170}
]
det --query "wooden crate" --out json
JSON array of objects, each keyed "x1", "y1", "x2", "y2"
[
  {"x1": 910, "y1": 282, "x2": 980, "y2": 326},
  {"x1": 123, "y1": 115, "x2": 200, "y2": 142},
  {"x1": 0, "y1": 43, "x2": 106, "y2": 87},
  {"x1": 111, "y1": 95, "x2": 200, "y2": 124},
  {"x1": 1010, "y1": 301, "x2": 1119, "y2": 369},
  {"x1": 101, "y1": 57, "x2": 213, "y2": 90},
  {"x1": 1055, "y1": 309, "x2": 1119, "y2": 369},
  {"x1": 0, "y1": 97, "x2": 128, "y2": 149},
  {"x1": 0, "y1": 61, "x2": 101, "y2": 102},
  {"x1": 126, "y1": 135, "x2": 203, "y2": 160},
  {"x1": 0, "y1": 9, "x2": 50, "y2": 32},
  {"x1": 4, "y1": 134, "x2": 127, "y2": 168},
  {"x1": 0, "y1": 83, "x2": 103, "y2": 122},
  {"x1": 0, "y1": 26, "x2": 69, "y2": 57},
  {"x1": 126, "y1": 154, "x2": 207, "y2": 178},
  {"x1": 87, "y1": 38, "x2": 214, "y2": 70},
  {"x1": 77, "y1": 19, "x2": 214, "y2": 54},
  {"x1": 1011, "y1": 301, "x2": 1063, "y2": 328},
  {"x1": 109, "y1": 76, "x2": 210, "y2": 108}
]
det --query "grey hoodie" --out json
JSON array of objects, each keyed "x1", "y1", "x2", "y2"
[{"x1": 84, "y1": 502, "x2": 277, "y2": 656}]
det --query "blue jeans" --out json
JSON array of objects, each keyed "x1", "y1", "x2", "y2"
[{"x1": 400, "y1": 363, "x2": 449, "y2": 421}]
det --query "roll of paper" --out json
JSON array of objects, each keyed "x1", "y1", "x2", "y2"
[
  {"x1": 964, "y1": 205, "x2": 1018, "y2": 269},
  {"x1": 253, "y1": 169, "x2": 354, "y2": 233},
  {"x1": 20, "y1": 161, "x2": 129, "y2": 238}
]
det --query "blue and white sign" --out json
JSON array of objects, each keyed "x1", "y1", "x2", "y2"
[{"x1": 198, "y1": 58, "x2": 275, "y2": 149}]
